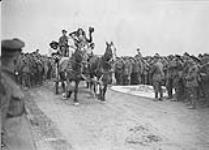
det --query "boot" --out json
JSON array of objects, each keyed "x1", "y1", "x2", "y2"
[
  {"x1": 154, "y1": 92, "x2": 158, "y2": 101},
  {"x1": 67, "y1": 91, "x2": 72, "y2": 98}
]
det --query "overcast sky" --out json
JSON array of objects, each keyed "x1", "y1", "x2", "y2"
[{"x1": 2, "y1": 0, "x2": 209, "y2": 56}]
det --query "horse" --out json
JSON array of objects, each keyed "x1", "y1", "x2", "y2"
[
  {"x1": 88, "y1": 42, "x2": 116, "y2": 101},
  {"x1": 55, "y1": 48, "x2": 84, "y2": 105}
]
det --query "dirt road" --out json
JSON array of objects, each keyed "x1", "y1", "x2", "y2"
[{"x1": 26, "y1": 82, "x2": 209, "y2": 150}]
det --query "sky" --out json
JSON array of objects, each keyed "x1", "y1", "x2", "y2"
[{"x1": 1, "y1": 0, "x2": 209, "y2": 56}]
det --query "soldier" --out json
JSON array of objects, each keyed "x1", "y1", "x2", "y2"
[
  {"x1": 150, "y1": 53, "x2": 164, "y2": 101},
  {"x1": 123, "y1": 57, "x2": 132, "y2": 85},
  {"x1": 114, "y1": 57, "x2": 124, "y2": 85},
  {"x1": 182, "y1": 52, "x2": 192, "y2": 103},
  {"x1": 135, "y1": 48, "x2": 142, "y2": 58},
  {"x1": 185, "y1": 59, "x2": 200, "y2": 109},
  {"x1": 173, "y1": 55, "x2": 184, "y2": 101},
  {"x1": 0, "y1": 38, "x2": 36, "y2": 150},
  {"x1": 141, "y1": 58, "x2": 150, "y2": 85},
  {"x1": 166, "y1": 55, "x2": 177, "y2": 99},
  {"x1": 199, "y1": 54, "x2": 209, "y2": 107},
  {"x1": 59, "y1": 29, "x2": 69, "y2": 57},
  {"x1": 48, "y1": 41, "x2": 59, "y2": 57},
  {"x1": 131, "y1": 58, "x2": 140, "y2": 85}
]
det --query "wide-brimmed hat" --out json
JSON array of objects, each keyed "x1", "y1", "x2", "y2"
[{"x1": 49, "y1": 41, "x2": 59, "y2": 47}]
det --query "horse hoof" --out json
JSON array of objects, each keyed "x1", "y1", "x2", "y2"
[
  {"x1": 63, "y1": 97, "x2": 67, "y2": 100},
  {"x1": 62, "y1": 93, "x2": 68, "y2": 100},
  {"x1": 73, "y1": 102, "x2": 79, "y2": 106}
]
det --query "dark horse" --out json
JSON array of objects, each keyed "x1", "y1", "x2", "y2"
[
  {"x1": 55, "y1": 49, "x2": 83, "y2": 105},
  {"x1": 88, "y1": 42, "x2": 115, "y2": 101}
]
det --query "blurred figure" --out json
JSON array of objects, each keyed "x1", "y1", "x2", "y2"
[
  {"x1": 59, "y1": 29, "x2": 69, "y2": 57},
  {"x1": 69, "y1": 27, "x2": 94, "y2": 51},
  {"x1": 0, "y1": 38, "x2": 36, "y2": 150},
  {"x1": 185, "y1": 59, "x2": 200, "y2": 109},
  {"x1": 150, "y1": 53, "x2": 164, "y2": 101}
]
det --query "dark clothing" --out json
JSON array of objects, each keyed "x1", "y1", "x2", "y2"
[
  {"x1": 150, "y1": 61, "x2": 164, "y2": 100},
  {"x1": 59, "y1": 35, "x2": 69, "y2": 57},
  {"x1": 0, "y1": 67, "x2": 36, "y2": 150}
]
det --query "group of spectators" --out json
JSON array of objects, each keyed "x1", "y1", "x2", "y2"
[
  {"x1": 14, "y1": 50, "x2": 55, "y2": 89},
  {"x1": 14, "y1": 36, "x2": 209, "y2": 110},
  {"x1": 114, "y1": 49, "x2": 209, "y2": 109},
  {"x1": 4, "y1": 27, "x2": 209, "y2": 110}
]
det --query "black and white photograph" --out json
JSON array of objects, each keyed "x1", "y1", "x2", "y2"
[{"x1": 1, "y1": 0, "x2": 209, "y2": 150}]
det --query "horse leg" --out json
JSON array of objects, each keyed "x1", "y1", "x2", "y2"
[
  {"x1": 63, "y1": 79, "x2": 72, "y2": 99},
  {"x1": 90, "y1": 80, "x2": 96, "y2": 98},
  {"x1": 27, "y1": 73, "x2": 31, "y2": 88},
  {"x1": 73, "y1": 80, "x2": 79, "y2": 104},
  {"x1": 61, "y1": 81, "x2": 65, "y2": 93},
  {"x1": 55, "y1": 81, "x2": 59, "y2": 94},
  {"x1": 98, "y1": 84, "x2": 103, "y2": 100},
  {"x1": 102, "y1": 84, "x2": 107, "y2": 101}
]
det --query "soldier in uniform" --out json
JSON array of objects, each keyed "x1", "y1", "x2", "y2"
[
  {"x1": 182, "y1": 52, "x2": 192, "y2": 103},
  {"x1": 150, "y1": 53, "x2": 165, "y2": 101},
  {"x1": 173, "y1": 55, "x2": 184, "y2": 101},
  {"x1": 59, "y1": 29, "x2": 69, "y2": 57},
  {"x1": 185, "y1": 59, "x2": 200, "y2": 109},
  {"x1": 0, "y1": 38, "x2": 36, "y2": 150},
  {"x1": 199, "y1": 54, "x2": 209, "y2": 107},
  {"x1": 166, "y1": 55, "x2": 178, "y2": 99}
]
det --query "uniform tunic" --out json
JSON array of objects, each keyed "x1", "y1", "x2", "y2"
[{"x1": 0, "y1": 67, "x2": 36, "y2": 150}]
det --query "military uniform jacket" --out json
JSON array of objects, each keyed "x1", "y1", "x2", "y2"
[
  {"x1": 0, "y1": 68, "x2": 25, "y2": 123},
  {"x1": 150, "y1": 61, "x2": 164, "y2": 82},
  {"x1": 59, "y1": 35, "x2": 68, "y2": 47},
  {"x1": 185, "y1": 64, "x2": 199, "y2": 88}
]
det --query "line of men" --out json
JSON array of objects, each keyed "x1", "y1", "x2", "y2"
[
  {"x1": 114, "y1": 49, "x2": 209, "y2": 109},
  {"x1": 14, "y1": 50, "x2": 55, "y2": 89},
  {"x1": 9, "y1": 36, "x2": 209, "y2": 110}
]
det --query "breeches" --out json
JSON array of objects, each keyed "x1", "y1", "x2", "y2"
[{"x1": 153, "y1": 81, "x2": 163, "y2": 94}]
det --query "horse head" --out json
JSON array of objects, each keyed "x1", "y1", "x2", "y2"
[{"x1": 103, "y1": 41, "x2": 114, "y2": 62}]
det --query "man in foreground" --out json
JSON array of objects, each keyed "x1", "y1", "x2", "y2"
[{"x1": 0, "y1": 38, "x2": 36, "y2": 150}]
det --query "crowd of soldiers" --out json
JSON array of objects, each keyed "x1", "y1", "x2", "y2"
[
  {"x1": 114, "y1": 49, "x2": 209, "y2": 109},
  {"x1": 14, "y1": 50, "x2": 55, "y2": 89},
  {"x1": 1, "y1": 35, "x2": 209, "y2": 150},
  {"x1": 1, "y1": 39, "x2": 36, "y2": 150}
]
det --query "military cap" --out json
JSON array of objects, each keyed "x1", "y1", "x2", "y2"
[
  {"x1": 175, "y1": 54, "x2": 181, "y2": 59},
  {"x1": 190, "y1": 55, "x2": 201, "y2": 63},
  {"x1": 183, "y1": 52, "x2": 190, "y2": 57},
  {"x1": 1, "y1": 38, "x2": 24, "y2": 57},
  {"x1": 62, "y1": 29, "x2": 67, "y2": 33},
  {"x1": 154, "y1": 53, "x2": 160, "y2": 58},
  {"x1": 203, "y1": 53, "x2": 209, "y2": 57},
  {"x1": 198, "y1": 54, "x2": 203, "y2": 58}
]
